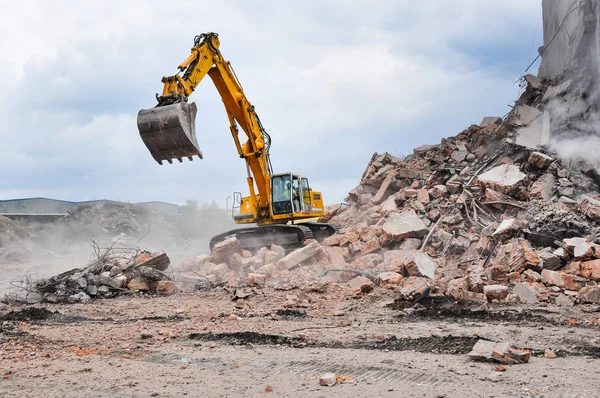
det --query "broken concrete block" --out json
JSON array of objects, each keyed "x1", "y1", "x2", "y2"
[
  {"x1": 349, "y1": 253, "x2": 384, "y2": 271},
  {"x1": 513, "y1": 283, "x2": 540, "y2": 304},
  {"x1": 563, "y1": 237, "x2": 595, "y2": 260},
  {"x1": 212, "y1": 237, "x2": 243, "y2": 265},
  {"x1": 375, "y1": 271, "x2": 403, "y2": 286},
  {"x1": 360, "y1": 238, "x2": 381, "y2": 254},
  {"x1": 575, "y1": 259, "x2": 600, "y2": 281},
  {"x1": 541, "y1": 269, "x2": 587, "y2": 290},
  {"x1": 319, "y1": 373, "x2": 337, "y2": 387},
  {"x1": 559, "y1": 187, "x2": 574, "y2": 197},
  {"x1": 276, "y1": 241, "x2": 326, "y2": 270},
  {"x1": 498, "y1": 239, "x2": 542, "y2": 273},
  {"x1": 155, "y1": 281, "x2": 176, "y2": 295},
  {"x1": 417, "y1": 189, "x2": 430, "y2": 205},
  {"x1": 578, "y1": 286, "x2": 600, "y2": 303},
  {"x1": 246, "y1": 273, "x2": 266, "y2": 287},
  {"x1": 483, "y1": 285, "x2": 509, "y2": 301},
  {"x1": 488, "y1": 264, "x2": 508, "y2": 282},
  {"x1": 508, "y1": 106, "x2": 549, "y2": 149},
  {"x1": 134, "y1": 251, "x2": 171, "y2": 271},
  {"x1": 397, "y1": 167, "x2": 426, "y2": 179},
  {"x1": 451, "y1": 150, "x2": 469, "y2": 162},
  {"x1": 528, "y1": 152, "x2": 554, "y2": 169},
  {"x1": 371, "y1": 171, "x2": 396, "y2": 205},
  {"x1": 445, "y1": 175, "x2": 462, "y2": 194},
  {"x1": 524, "y1": 74, "x2": 542, "y2": 90},
  {"x1": 382, "y1": 211, "x2": 429, "y2": 242},
  {"x1": 383, "y1": 250, "x2": 414, "y2": 273},
  {"x1": 578, "y1": 195, "x2": 600, "y2": 222},
  {"x1": 347, "y1": 276, "x2": 375, "y2": 294},
  {"x1": 404, "y1": 251, "x2": 437, "y2": 279},
  {"x1": 477, "y1": 164, "x2": 528, "y2": 198},
  {"x1": 397, "y1": 276, "x2": 430, "y2": 302},
  {"x1": 522, "y1": 269, "x2": 542, "y2": 282},
  {"x1": 468, "y1": 340, "x2": 497, "y2": 361},
  {"x1": 127, "y1": 278, "x2": 150, "y2": 292},
  {"x1": 480, "y1": 116, "x2": 503, "y2": 127},
  {"x1": 530, "y1": 173, "x2": 556, "y2": 202},
  {"x1": 539, "y1": 249, "x2": 563, "y2": 270},
  {"x1": 322, "y1": 234, "x2": 342, "y2": 246},
  {"x1": 491, "y1": 219, "x2": 522, "y2": 241},
  {"x1": 429, "y1": 185, "x2": 448, "y2": 199}
]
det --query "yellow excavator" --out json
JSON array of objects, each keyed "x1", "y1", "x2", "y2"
[{"x1": 137, "y1": 32, "x2": 336, "y2": 251}]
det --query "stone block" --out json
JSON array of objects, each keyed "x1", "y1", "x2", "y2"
[
  {"x1": 382, "y1": 211, "x2": 429, "y2": 242},
  {"x1": 347, "y1": 276, "x2": 375, "y2": 294},
  {"x1": 212, "y1": 237, "x2": 243, "y2": 265},
  {"x1": 276, "y1": 241, "x2": 326, "y2": 270}
]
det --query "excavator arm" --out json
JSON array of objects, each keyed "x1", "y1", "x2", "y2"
[{"x1": 137, "y1": 33, "x2": 272, "y2": 220}]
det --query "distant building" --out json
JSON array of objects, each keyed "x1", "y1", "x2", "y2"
[{"x1": 0, "y1": 197, "x2": 179, "y2": 219}]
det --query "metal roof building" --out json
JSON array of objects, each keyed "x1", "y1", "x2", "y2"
[{"x1": 0, "y1": 197, "x2": 179, "y2": 218}]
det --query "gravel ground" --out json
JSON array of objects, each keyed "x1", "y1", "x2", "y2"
[{"x1": 1, "y1": 287, "x2": 599, "y2": 398}]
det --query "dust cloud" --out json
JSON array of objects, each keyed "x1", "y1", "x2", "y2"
[{"x1": 0, "y1": 202, "x2": 235, "y2": 295}]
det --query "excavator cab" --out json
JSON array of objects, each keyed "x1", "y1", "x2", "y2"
[
  {"x1": 271, "y1": 173, "x2": 315, "y2": 215},
  {"x1": 137, "y1": 102, "x2": 203, "y2": 165}
]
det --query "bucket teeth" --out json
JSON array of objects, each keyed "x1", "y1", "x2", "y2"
[{"x1": 137, "y1": 102, "x2": 203, "y2": 165}]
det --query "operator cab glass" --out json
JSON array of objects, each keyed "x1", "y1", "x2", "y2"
[{"x1": 271, "y1": 174, "x2": 293, "y2": 215}]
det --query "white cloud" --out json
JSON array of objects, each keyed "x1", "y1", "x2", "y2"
[{"x1": 0, "y1": 0, "x2": 542, "y2": 205}]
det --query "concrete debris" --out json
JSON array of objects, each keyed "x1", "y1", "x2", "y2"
[
  {"x1": 319, "y1": 373, "x2": 337, "y2": 387},
  {"x1": 508, "y1": 105, "x2": 549, "y2": 149},
  {"x1": 480, "y1": 116, "x2": 503, "y2": 127},
  {"x1": 3, "y1": 248, "x2": 174, "y2": 304},
  {"x1": 276, "y1": 241, "x2": 327, "y2": 271},
  {"x1": 347, "y1": 276, "x2": 375, "y2": 294},
  {"x1": 382, "y1": 211, "x2": 429, "y2": 242},
  {"x1": 528, "y1": 152, "x2": 554, "y2": 169},
  {"x1": 404, "y1": 251, "x2": 437, "y2": 279},
  {"x1": 483, "y1": 285, "x2": 509, "y2": 301},
  {"x1": 578, "y1": 196, "x2": 600, "y2": 222},
  {"x1": 477, "y1": 164, "x2": 528, "y2": 199},
  {"x1": 468, "y1": 340, "x2": 530, "y2": 364}
]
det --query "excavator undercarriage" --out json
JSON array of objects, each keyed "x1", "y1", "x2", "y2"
[{"x1": 209, "y1": 222, "x2": 338, "y2": 252}]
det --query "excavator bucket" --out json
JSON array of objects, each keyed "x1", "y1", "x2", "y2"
[{"x1": 137, "y1": 102, "x2": 203, "y2": 165}]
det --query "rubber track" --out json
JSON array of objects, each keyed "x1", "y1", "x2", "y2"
[{"x1": 209, "y1": 224, "x2": 314, "y2": 252}]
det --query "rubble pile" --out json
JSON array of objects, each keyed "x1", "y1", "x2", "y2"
[
  {"x1": 315, "y1": 74, "x2": 600, "y2": 306},
  {"x1": 178, "y1": 237, "x2": 336, "y2": 290},
  {"x1": 3, "y1": 248, "x2": 176, "y2": 304}
]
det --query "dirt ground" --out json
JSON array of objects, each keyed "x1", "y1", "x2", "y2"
[{"x1": 1, "y1": 287, "x2": 599, "y2": 398}]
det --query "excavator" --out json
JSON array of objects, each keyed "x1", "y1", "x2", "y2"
[{"x1": 136, "y1": 32, "x2": 336, "y2": 251}]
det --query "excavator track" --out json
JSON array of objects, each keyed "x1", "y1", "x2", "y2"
[
  {"x1": 209, "y1": 223, "x2": 338, "y2": 253},
  {"x1": 299, "y1": 222, "x2": 339, "y2": 241}
]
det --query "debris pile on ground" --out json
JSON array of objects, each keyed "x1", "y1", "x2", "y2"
[
  {"x1": 3, "y1": 246, "x2": 175, "y2": 304},
  {"x1": 310, "y1": 74, "x2": 600, "y2": 307}
]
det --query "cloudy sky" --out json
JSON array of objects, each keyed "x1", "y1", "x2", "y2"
[{"x1": 0, "y1": 1, "x2": 543, "y2": 207}]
